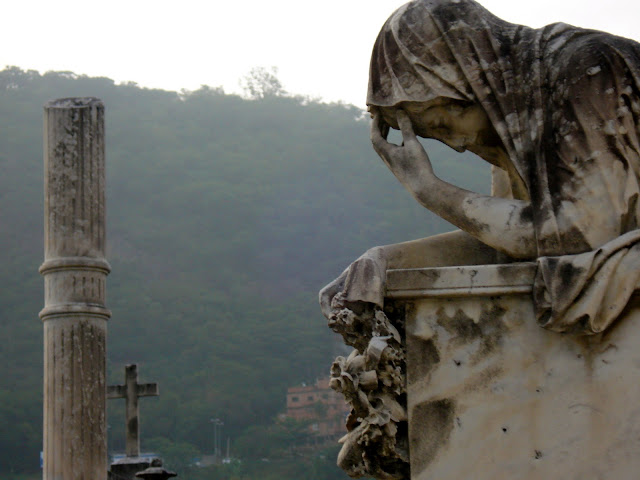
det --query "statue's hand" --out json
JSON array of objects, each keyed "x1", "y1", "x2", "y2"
[{"x1": 371, "y1": 110, "x2": 434, "y2": 187}]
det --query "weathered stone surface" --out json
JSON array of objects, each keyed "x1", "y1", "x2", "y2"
[
  {"x1": 322, "y1": 0, "x2": 640, "y2": 330},
  {"x1": 321, "y1": 1, "x2": 640, "y2": 478},
  {"x1": 328, "y1": 297, "x2": 408, "y2": 479},
  {"x1": 398, "y1": 264, "x2": 640, "y2": 479},
  {"x1": 40, "y1": 97, "x2": 110, "y2": 480}
]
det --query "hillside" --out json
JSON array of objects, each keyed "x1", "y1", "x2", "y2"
[{"x1": 0, "y1": 66, "x2": 490, "y2": 477}]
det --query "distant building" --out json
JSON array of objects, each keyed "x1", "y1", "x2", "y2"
[{"x1": 284, "y1": 378, "x2": 349, "y2": 441}]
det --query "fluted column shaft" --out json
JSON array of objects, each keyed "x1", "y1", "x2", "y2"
[{"x1": 40, "y1": 98, "x2": 110, "y2": 480}]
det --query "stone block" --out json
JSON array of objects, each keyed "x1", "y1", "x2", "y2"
[{"x1": 389, "y1": 264, "x2": 640, "y2": 479}]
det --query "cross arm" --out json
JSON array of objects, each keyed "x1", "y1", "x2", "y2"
[
  {"x1": 107, "y1": 384, "x2": 126, "y2": 399},
  {"x1": 137, "y1": 383, "x2": 159, "y2": 397}
]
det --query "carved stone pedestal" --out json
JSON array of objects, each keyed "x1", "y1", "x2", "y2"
[{"x1": 387, "y1": 263, "x2": 640, "y2": 479}]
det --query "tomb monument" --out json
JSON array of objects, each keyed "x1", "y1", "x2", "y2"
[{"x1": 320, "y1": 1, "x2": 640, "y2": 478}]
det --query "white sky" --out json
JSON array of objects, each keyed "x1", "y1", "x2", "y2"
[{"x1": 3, "y1": 0, "x2": 639, "y2": 108}]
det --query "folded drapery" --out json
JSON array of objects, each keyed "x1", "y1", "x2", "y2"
[{"x1": 367, "y1": 0, "x2": 640, "y2": 334}]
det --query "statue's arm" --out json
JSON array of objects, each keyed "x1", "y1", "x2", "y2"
[
  {"x1": 319, "y1": 229, "x2": 502, "y2": 318},
  {"x1": 382, "y1": 229, "x2": 502, "y2": 268},
  {"x1": 371, "y1": 111, "x2": 537, "y2": 259}
]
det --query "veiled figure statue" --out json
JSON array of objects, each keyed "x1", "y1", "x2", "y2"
[
  {"x1": 321, "y1": 0, "x2": 640, "y2": 478},
  {"x1": 322, "y1": 0, "x2": 640, "y2": 335}
]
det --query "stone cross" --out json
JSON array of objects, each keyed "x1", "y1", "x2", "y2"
[{"x1": 108, "y1": 364, "x2": 159, "y2": 457}]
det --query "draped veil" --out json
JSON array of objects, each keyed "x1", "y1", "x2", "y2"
[{"x1": 367, "y1": 0, "x2": 640, "y2": 334}]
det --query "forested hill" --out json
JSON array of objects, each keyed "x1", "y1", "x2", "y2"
[{"x1": 0, "y1": 66, "x2": 490, "y2": 477}]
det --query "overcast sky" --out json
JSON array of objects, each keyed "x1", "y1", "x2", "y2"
[{"x1": 3, "y1": 0, "x2": 639, "y2": 107}]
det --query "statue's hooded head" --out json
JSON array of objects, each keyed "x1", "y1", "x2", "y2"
[
  {"x1": 366, "y1": 0, "x2": 514, "y2": 154},
  {"x1": 368, "y1": 0, "x2": 481, "y2": 108}
]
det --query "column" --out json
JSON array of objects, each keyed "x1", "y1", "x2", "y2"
[{"x1": 40, "y1": 97, "x2": 111, "y2": 480}]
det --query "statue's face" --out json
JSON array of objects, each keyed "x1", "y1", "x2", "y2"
[{"x1": 377, "y1": 98, "x2": 500, "y2": 153}]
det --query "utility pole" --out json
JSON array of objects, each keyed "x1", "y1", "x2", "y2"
[{"x1": 210, "y1": 418, "x2": 223, "y2": 463}]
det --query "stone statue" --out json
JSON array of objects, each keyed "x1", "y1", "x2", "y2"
[{"x1": 321, "y1": 1, "x2": 640, "y2": 478}]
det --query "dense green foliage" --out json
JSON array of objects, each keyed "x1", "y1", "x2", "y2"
[{"x1": 0, "y1": 66, "x2": 490, "y2": 476}]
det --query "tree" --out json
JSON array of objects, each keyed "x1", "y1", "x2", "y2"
[
  {"x1": 0, "y1": 66, "x2": 489, "y2": 477},
  {"x1": 240, "y1": 66, "x2": 286, "y2": 99}
]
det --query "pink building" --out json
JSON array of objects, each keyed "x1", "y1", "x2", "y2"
[{"x1": 285, "y1": 378, "x2": 349, "y2": 440}]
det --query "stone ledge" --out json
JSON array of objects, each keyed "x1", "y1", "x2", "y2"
[{"x1": 386, "y1": 263, "x2": 536, "y2": 299}]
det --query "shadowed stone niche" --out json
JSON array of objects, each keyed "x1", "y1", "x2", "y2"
[{"x1": 320, "y1": 0, "x2": 640, "y2": 477}]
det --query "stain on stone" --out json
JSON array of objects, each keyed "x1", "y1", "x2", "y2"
[
  {"x1": 438, "y1": 303, "x2": 507, "y2": 354},
  {"x1": 558, "y1": 258, "x2": 586, "y2": 286},
  {"x1": 417, "y1": 268, "x2": 442, "y2": 285},
  {"x1": 474, "y1": 304, "x2": 508, "y2": 361},
  {"x1": 573, "y1": 332, "x2": 607, "y2": 369},
  {"x1": 436, "y1": 303, "x2": 508, "y2": 367},
  {"x1": 438, "y1": 307, "x2": 483, "y2": 343},
  {"x1": 434, "y1": 197, "x2": 490, "y2": 236},
  {"x1": 496, "y1": 263, "x2": 533, "y2": 283},
  {"x1": 384, "y1": 300, "x2": 408, "y2": 338},
  {"x1": 534, "y1": 450, "x2": 543, "y2": 460},
  {"x1": 128, "y1": 417, "x2": 138, "y2": 437},
  {"x1": 407, "y1": 338, "x2": 440, "y2": 385},
  {"x1": 519, "y1": 204, "x2": 533, "y2": 223},
  {"x1": 463, "y1": 365, "x2": 504, "y2": 394},
  {"x1": 568, "y1": 403, "x2": 602, "y2": 414},
  {"x1": 410, "y1": 399, "x2": 455, "y2": 474}
]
